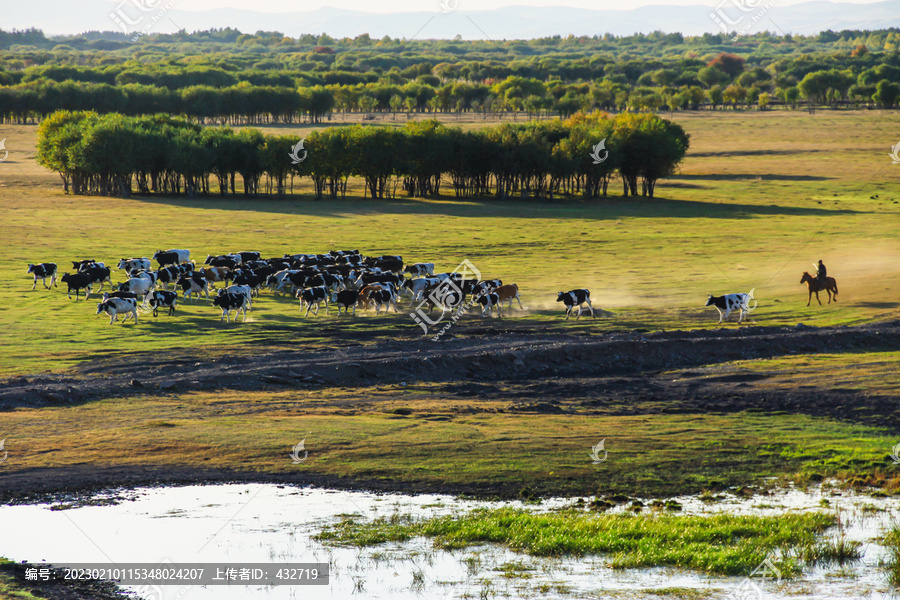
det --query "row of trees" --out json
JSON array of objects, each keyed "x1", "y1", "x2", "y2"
[
  {"x1": 0, "y1": 81, "x2": 334, "y2": 124},
  {"x1": 4, "y1": 51, "x2": 900, "y2": 124},
  {"x1": 36, "y1": 111, "x2": 689, "y2": 200}
]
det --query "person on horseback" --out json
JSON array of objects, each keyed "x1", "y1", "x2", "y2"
[{"x1": 815, "y1": 260, "x2": 827, "y2": 289}]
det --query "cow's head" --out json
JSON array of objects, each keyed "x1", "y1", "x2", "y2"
[
  {"x1": 704, "y1": 295, "x2": 715, "y2": 306},
  {"x1": 27, "y1": 264, "x2": 35, "y2": 273},
  {"x1": 95, "y1": 302, "x2": 108, "y2": 314}
]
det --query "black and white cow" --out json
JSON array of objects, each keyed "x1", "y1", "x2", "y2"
[
  {"x1": 371, "y1": 289, "x2": 397, "y2": 314},
  {"x1": 177, "y1": 274, "x2": 210, "y2": 302},
  {"x1": 402, "y1": 277, "x2": 439, "y2": 301},
  {"x1": 355, "y1": 272, "x2": 401, "y2": 290},
  {"x1": 153, "y1": 249, "x2": 190, "y2": 268},
  {"x1": 146, "y1": 290, "x2": 178, "y2": 317},
  {"x1": 336, "y1": 254, "x2": 364, "y2": 266},
  {"x1": 332, "y1": 290, "x2": 360, "y2": 316},
  {"x1": 404, "y1": 263, "x2": 435, "y2": 278},
  {"x1": 27, "y1": 263, "x2": 57, "y2": 290},
  {"x1": 102, "y1": 291, "x2": 139, "y2": 302},
  {"x1": 72, "y1": 259, "x2": 99, "y2": 271},
  {"x1": 156, "y1": 266, "x2": 181, "y2": 290},
  {"x1": 241, "y1": 260, "x2": 269, "y2": 272},
  {"x1": 117, "y1": 258, "x2": 151, "y2": 272},
  {"x1": 119, "y1": 277, "x2": 153, "y2": 300},
  {"x1": 61, "y1": 272, "x2": 93, "y2": 300},
  {"x1": 266, "y1": 269, "x2": 297, "y2": 295},
  {"x1": 557, "y1": 289, "x2": 594, "y2": 320},
  {"x1": 365, "y1": 257, "x2": 402, "y2": 273},
  {"x1": 305, "y1": 272, "x2": 346, "y2": 293},
  {"x1": 82, "y1": 265, "x2": 112, "y2": 291},
  {"x1": 231, "y1": 271, "x2": 265, "y2": 296},
  {"x1": 705, "y1": 289, "x2": 755, "y2": 324},
  {"x1": 221, "y1": 284, "x2": 253, "y2": 309},
  {"x1": 234, "y1": 251, "x2": 261, "y2": 263},
  {"x1": 205, "y1": 254, "x2": 240, "y2": 269},
  {"x1": 213, "y1": 292, "x2": 250, "y2": 322},
  {"x1": 96, "y1": 297, "x2": 138, "y2": 324},
  {"x1": 131, "y1": 270, "x2": 158, "y2": 289},
  {"x1": 471, "y1": 279, "x2": 502, "y2": 299},
  {"x1": 298, "y1": 286, "x2": 329, "y2": 317},
  {"x1": 478, "y1": 292, "x2": 502, "y2": 318}
]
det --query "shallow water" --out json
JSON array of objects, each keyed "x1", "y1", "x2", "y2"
[{"x1": 0, "y1": 483, "x2": 897, "y2": 599}]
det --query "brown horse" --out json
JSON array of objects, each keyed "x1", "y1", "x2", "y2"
[{"x1": 801, "y1": 272, "x2": 838, "y2": 306}]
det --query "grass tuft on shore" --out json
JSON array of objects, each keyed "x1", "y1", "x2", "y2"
[{"x1": 316, "y1": 508, "x2": 835, "y2": 575}]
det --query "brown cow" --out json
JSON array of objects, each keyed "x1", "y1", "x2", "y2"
[
  {"x1": 493, "y1": 283, "x2": 523, "y2": 310},
  {"x1": 200, "y1": 267, "x2": 232, "y2": 288},
  {"x1": 359, "y1": 283, "x2": 394, "y2": 310}
]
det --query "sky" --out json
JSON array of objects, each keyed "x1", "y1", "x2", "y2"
[{"x1": 148, "y1": 0, "x2": 888, "y2": 14}]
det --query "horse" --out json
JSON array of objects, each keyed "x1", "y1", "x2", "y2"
[{"x1": 800, "y1": 272, "x2": 838, "y2": 306}]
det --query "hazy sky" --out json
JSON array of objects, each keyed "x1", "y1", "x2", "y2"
[{"x1": 171, "y1": 0, "x2": 887, "y2": 13}]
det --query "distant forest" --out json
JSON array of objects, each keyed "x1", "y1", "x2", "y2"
[{"x1": 1, "y1": 26, "x2": 900, "y2": 123}]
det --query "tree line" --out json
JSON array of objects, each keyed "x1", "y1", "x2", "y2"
[
  {"x1": 3, "y1": 48, "x2": 900, "y2": 125},
  {"x1": 35, "y1": 110, "x2": 688, "y2": 200}
]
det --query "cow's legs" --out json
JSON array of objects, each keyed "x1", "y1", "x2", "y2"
[
  {"x1": 716, "y1": 308, "x2": 724, "y2": 323},
  {"x1": 586, "y1": 299, "x2": 595, "y2": 318},
  {"x1": 516, "y1": 294, "x2": 523, "y2": 309},
  {"x1": 31, "y1": 277, "x2": 37, "y2": 290}
]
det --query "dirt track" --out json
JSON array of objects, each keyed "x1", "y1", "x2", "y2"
[
  {"x1": 1, "y1": 320, "x2": 899, "y2": 502},
  {"x1": 2, "y1": 320, "x2": 898, "y2": 410}
]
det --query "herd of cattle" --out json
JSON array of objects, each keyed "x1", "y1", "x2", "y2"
[{"x1": 25, "y1": 249, "x2": 602, "y2": 326}]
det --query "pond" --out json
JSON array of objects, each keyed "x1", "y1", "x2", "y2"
[{"x1": 1, "y1": 483, "x2": 897, "y2": 599}]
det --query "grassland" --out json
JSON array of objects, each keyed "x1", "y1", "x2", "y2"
[
  {"x1": 1, "y1": 111, "x2": 899, "y2": 374},
  {"x1": 2, "y1": 386, "x2": 898, "y2": 499},
  {"x1": 0, "y1": 109, "x2": 899, "y2": 504}
]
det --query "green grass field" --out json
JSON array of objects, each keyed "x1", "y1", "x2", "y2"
[
  {"x1": 0, "y1": 109, "x2": 899, "y2": 503},
  {"x1": 1, "y1": 110, "x2": 899, "y2": 375}
]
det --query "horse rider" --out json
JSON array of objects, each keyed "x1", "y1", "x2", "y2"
[{"x1": 815, "y1": 259, "x2": 827, "y2": 288}]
